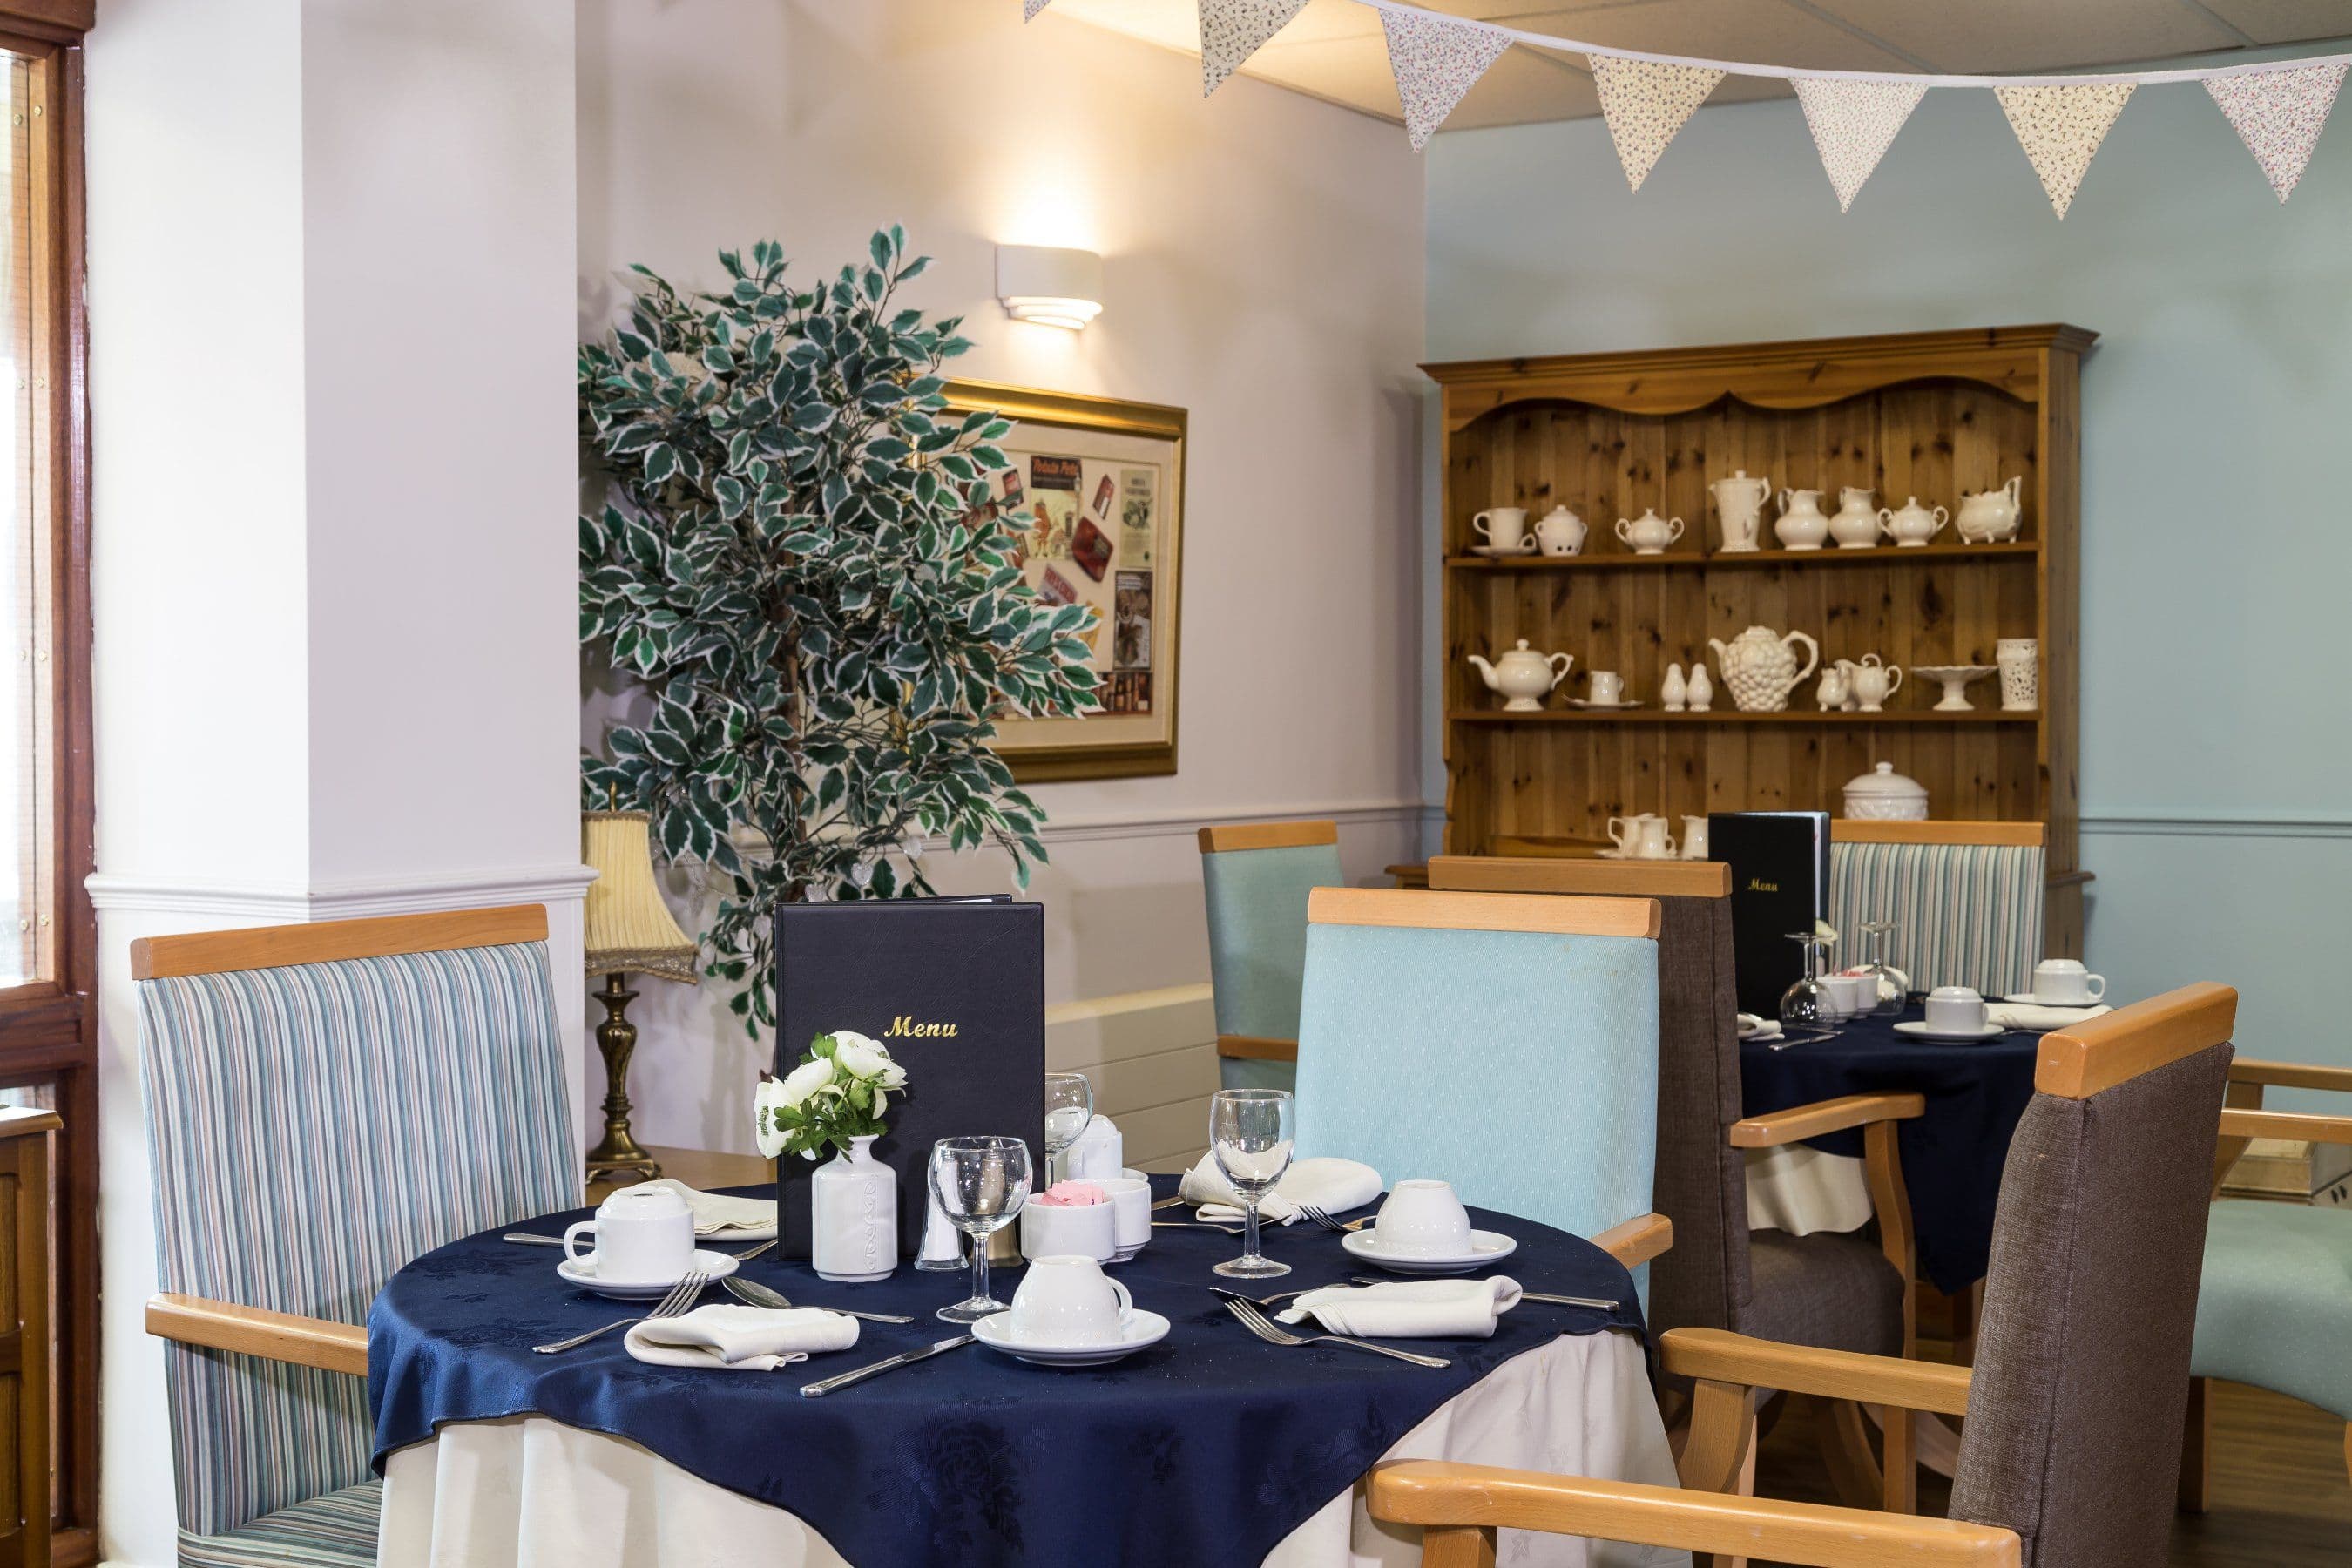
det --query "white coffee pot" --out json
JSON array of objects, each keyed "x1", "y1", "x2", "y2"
[
  {"x1": 1955, "y1": 476, "x2": 2024, "y2": 542},
  {"x1": 1829, "y1": 487, "x2": 1880, "y2": 549},
  {"x1": 1879, "y1": 496, "x2": 1949, "y2": 547},
  {"x1": 1536, "y1": 504, "x2": 1587, "y2": 556},
  {"x1": 1774, "y1": 489, "x2": 1830, "y2": 551},
  {"x1": 1466, "y1": 639, "x2": 1572, "y2": 712},
  {"x1": 1709, "y1": 471, "x2": 1773, "y2": 552},
  {"x1": 1615, "y1": 508, "x2": 1685, "y2": 555}
]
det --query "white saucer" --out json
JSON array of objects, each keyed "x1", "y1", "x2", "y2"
[
  {"x1": 1341, "y1": 1227, "x2": 1518, "y2": 1275},
  {"x1": 972, "y1": 1308, "x2": 1171, "y2": 1366},
  {"x1": 1892, "y1": 1020, "x2": 2004, "y2": 1043},
  {"x1": 1566, "y1": 699, "x2": 1643, "y2": 710},
  {"x1": 556, "y1": 1247, "x2": 742, "y2": 1300},
  {"x1": 1596, "y1": 848, "x2": 1683, "y2": 862},
  {"x1": 1470, "y1": 544, "x2": 1538, "y2": 558}
]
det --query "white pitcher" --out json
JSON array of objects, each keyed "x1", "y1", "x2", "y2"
[
  {"x1": 1774, "y1": 489, "x2": 1830, "y2": 551},
  {"x1": 1709, "y1": 471, "x2": 1773, "y2": 553},
  {"x1": 1849, "y1": 654, "x2": 1903, "y2": 713}
]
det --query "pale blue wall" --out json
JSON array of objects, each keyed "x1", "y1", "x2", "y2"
[{"x1": 1425, "y1": 74, "x2": 2352, "y2": 1086}]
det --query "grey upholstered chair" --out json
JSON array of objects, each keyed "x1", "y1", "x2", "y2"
[
  {"x1": 1198, "y1": 819, "x2": 1343, "y2": 1093},
  {"x1": 1427, "y1": 855, "x2": 1927, "y2": 1507},
  {"x1": 139, "y1": 906, "x2": 579, "y2": 1568},
  {"x1": 1369, "y1": 983, "x2": 2238, "y2": 1568}
]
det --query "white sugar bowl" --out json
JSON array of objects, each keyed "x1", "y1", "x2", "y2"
[{"x1": 1842, "y1": 761, "x2": 1929, "y2": 821}]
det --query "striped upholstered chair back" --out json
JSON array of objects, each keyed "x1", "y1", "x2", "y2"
[
  {"x1": 1198, "y1": 821, "x2": 1344, "y2": 1095},
  {"x1": 1295, "y1": 888, "x2": 1661, "y2": 1265},
  {"x1": 137, "y1": 907, "x2": 578, "y2": 1544},
  {"x1": 1829, "y1": 821, "x2": 2045, "y2": 998}
]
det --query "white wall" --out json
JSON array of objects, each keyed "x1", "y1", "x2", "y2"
[
  {"x1": 576, "y1": 0, "x2": 1430, "y2": 1152},
  {"x1": 87, "y1": 3, "x2": 584, "y2": 1561}
]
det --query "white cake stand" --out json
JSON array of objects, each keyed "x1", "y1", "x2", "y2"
[{"x1": 1909, "y1": 665, "x2": 1998, "y2": 712}]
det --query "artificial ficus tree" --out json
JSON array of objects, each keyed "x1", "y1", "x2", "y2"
[{"x1": 578, "y1": 230, "x2": 1097, "y2": 1032}]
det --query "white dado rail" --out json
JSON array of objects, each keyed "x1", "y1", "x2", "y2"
[{"x1": 1046, "y1": 983, "x2": 1217, "y2": 1173}]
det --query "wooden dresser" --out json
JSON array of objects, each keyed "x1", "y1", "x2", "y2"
[{"x1": 0, "y1": 1107, "x2": 54, "y2": 1568}]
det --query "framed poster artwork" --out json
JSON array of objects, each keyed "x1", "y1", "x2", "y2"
[{"x1": 943, "y1": 380, "x2": 1186, "y2": 781}]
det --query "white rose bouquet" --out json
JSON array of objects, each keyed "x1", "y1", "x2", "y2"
[{"x1": 754, "y1": 1030, "x2": 911, "y2": 1161}]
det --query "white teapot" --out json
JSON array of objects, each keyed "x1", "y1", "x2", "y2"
[
  {"x1": 1709, "y1": 471, "x2": 1773, "y2": 553},
  {"x1": 1829, "y1": 487, "x2": 1880, "y2": 549},
  {"x1": 1848, "y1": 652, "x2": 1903, "y2": 712},
  {"x1": 1879, "y1": 496, "x2": 1949, "y2": 547},
  {"x1": 1955, "y1": 476, "x2": 2024, "y2": 542},
  {"x1": 1466, "y1": 639, "x2": 1572, "y2": 712},
  {"x1": 1536, "y1": 504, "x2": 1587, "y2": 556},
  {"x1": 1615, "y1": 508, "x2": 1685, "y2": 556},
  {"x1": 1774, "y1": 489, "x2": 1830, "y2": 551},
  {"x1": 1707, "y1": 625, "x2": 1820, "y2": 713}
]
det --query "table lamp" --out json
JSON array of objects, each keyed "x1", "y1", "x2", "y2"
[{"x1": 581, "y1": 808, "x2": 700, "y2": 1182}]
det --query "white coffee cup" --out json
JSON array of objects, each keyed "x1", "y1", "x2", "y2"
[
  {"x1": 1019, "y1": 1196, "x2": 1117, "y2": 1264},
  {"x1": 564, "y1": 1183, "x2": 695, "y2": 1284},
  {"x1": 1063, "y1": 1116, "x2": 1125, "y2": 1181},
  {"x1": 1095, "y1": 1177, "x2": 1151, "y2": 1260},
  {"x1": 1823, "y1": 974, "x2": 1873, "y2": 1017},
  {"x1": 1373, "y1": 1179, "x2": 1475, "y2": 1257},
  {"x1": 2031, "y1": 959, "x2": 2105, "y2": 1006},
  {"x1": 1473, "y1": 506, "x2": 1530, "y2": 551},
  {"x1": 1009, "y1": 1254, "x2": 1135, "y2": 1345},
  {"x1": 1587, "y1": 671, "x2": 1624, "y2": 706},
  {"x1": 1605, "y1": 812, "x2": 1658, "y2": 853},
  {"x1": 1923, "y1": 985, "x2": 1989, "y2": 1035}
]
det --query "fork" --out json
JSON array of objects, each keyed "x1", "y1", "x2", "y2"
[
  {"x1": 723, "y1": 1274, "x2": 916, "y2": 1324},
  {"x1": 533, "y1": 1266, "x2": 710, "y2": 1354},
  {"x1": 1296, "y1": 1205, "x2": 1371, "y2": 1233},
  {"x1": 1216, "y1": 1293, "x2": 1450, "y2": 1369},
  {"x1": 732, "y1": 1238, "x2": 778, "y2": 1261}
]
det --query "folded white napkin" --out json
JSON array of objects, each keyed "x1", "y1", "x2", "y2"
[
  {"x1": 632, "y1": 1179, "x2": 776, "y2": 1237},
  {"x1": 1276, "y1": 1277, "x2": 1524, "y2": 1339},
  {"x1": 1986, "y1": 1001, "x2": 2113, "y2": 1031},
  {"x1": 624, "y1": 1304, "x2": 858, "y2": 1370},
  {"x1": 1737, "y1": 1013, "x2": 1783, "y2": 1043},
  {"x1": 1181, "y1": 1154, "x2": 1382, "y2": 1225}
]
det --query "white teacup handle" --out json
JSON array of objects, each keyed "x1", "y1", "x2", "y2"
[
  {"x1": 2084, "y1": 974, "x2": 2106, "y2": 1001},
  {"x1": 1109, "y1": 1276, "x2": 1134, "y2": 1326},
  {"x1": 564, "y1": 1220, "x2": 598, "y2": 1264},
  {"x1": 1472, "y1": 510, "x2": 1492, "y2": 540}
]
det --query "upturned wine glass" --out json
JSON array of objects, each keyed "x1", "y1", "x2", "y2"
[
  {"x1": 1855, "y1": 918, "x2": 1904, "y2": 1016},
  {"x1": 1209, "y1": 1088, "x2": 1295, "y2": 1279},
  {"x1": 928, "y1": 1136, "x2": 1032, "y2": 1321},
  {"x1": 1043, "y1": 1071, "x2": 1094, "y2": 1185},
  {"x1": 1779, "y1": 930, "x2": 1834, "y2": 1031}
]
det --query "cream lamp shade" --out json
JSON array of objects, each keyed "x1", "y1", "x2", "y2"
[{"x1": 581, "y1": 810, "x2": 700, "y2": 983}]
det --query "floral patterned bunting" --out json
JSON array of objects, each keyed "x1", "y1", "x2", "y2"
[
  {"x1": 1590, "y1": 55, "x2": 1725, "y2": 192},
  {"x1": 1024, "y1": 0, "x2": 1052, "y2": 19},
  {"x1": 1995, "y1": 82, "x2": 2135, "y2": 218},
  {"x1": 1380, "y1": 8, "x2": 1512, "y2": 151},
  {"x1": 1793, "y1": 78, "x2": 1928, "y2": 212},
  {"x1": 2206, "y1": 63, "x2": 2347, "y2": 202},
  {"x1": 1199, "y1": 0, "x2": 1312, "y2": 97}
]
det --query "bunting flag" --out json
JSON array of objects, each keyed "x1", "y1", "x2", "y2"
[
  {"x1": 1995, "y1": 82, "x2": 2135, "y2": 218},
  {"x1": 1380, "y1": 8, "x2": 1511, "y2": 151},
  {"x1": 1590, "y1": 55, "x2": 1725, "y2": 192},
  {"x1": 1793, "y1": 78, "x2": 1929, "y2": 212},
  {"x1": 2206, "y1": 63, "x2": 2348, "y2": 202},
  {"x1": 1199, "y1": 0, "x2": 1312, "y2": 97},
  {"x1": 1024, "y1": 0, "x2": 1051, "y2": 18}
]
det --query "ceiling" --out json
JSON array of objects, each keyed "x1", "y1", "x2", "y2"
[{"x1": 1044, "y1": 0, "x2": 2352, "y2": 129}]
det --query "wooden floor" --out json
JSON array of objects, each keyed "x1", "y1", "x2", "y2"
[{"x1": 1751, "y1": 1380, "x2": 2352, "y2": 1567}]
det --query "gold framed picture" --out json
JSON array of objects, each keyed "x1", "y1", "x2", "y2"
[{"x1": 945, "y1": 379, "x2": 1186, "y2": 782}]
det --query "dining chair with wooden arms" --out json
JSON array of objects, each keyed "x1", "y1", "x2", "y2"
[
  {"x1": 137, "y1": 906, "x2": 579, "y2": 1568},
  {"x1": 1292, "y1": 886, "x2": 1674, "y2": 1278},
  {"x1": 1198, "y1": 819, "x2": 1345, "y2": 1095},
  {"x1": 1428, "y1": 855, "x2": 1927, "y2": 1511},
  {"x1": 1828, "y1": 820, "x2": 2048, "y2": 999},
  {"x1": 2178, "y1": 1053, "x2": 2352, "y2": 1506},
  {"x1": 1366, "y1": 983, "x2": 2238, "y2": 1568}
]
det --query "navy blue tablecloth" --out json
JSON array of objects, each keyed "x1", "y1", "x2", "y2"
[
  {"x1": 1740, "y1": 1004, "x2": 2044, "y2": 1293},
  {"x1": 369, "y1": 1175, "x2": 1645, "y2": 1568}
]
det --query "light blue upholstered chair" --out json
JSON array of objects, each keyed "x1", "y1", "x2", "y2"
[
  {"x1": 2181, "y1": 1056, "x2": 2352, "y2": 1505},
  {"x1": 1294, "y1": 886, "x2": 1671, "y2": 1288},
  {"x1": 138, "y1": 906, "x2": 578, "y2": 1568},
  {"x1": 1829, "y1": 821, "x2": 2046, "y2": 999},
  {"x1": 1198, "y1": 820, "x2": 1344, "y2": 1095}
]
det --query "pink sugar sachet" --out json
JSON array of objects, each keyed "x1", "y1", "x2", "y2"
[{"x1": 1031, "y1": 1181, "x2": 1107, "y2": 1208}]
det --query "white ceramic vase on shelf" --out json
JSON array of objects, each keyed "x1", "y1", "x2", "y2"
[{"x1": 811, "y1": 1134, "x2": 898, "y2": 1282}]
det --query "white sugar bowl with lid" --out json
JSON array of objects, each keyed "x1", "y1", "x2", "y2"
[{"x1": 1842, "y1": 761, "x2": 1929, "y2": 821}]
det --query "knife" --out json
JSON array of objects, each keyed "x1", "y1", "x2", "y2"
[
  {"x1": 503, "y1": 1233, "x2": 566, "y2": 1247},
  {"x1": 1345, "y1": 1274, "x2": 1619, "y2": 1310},
  {"x1": 799, "y1": 1334, "x2": 974, "y2": 1396}
]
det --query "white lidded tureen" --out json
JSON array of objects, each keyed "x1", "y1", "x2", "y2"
[{"x1": 1842, "y1": 761, "x2": 1929, "y2": 820}]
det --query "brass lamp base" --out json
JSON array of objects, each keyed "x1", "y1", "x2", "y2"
[{"x1": 585, "y1": 971, "x2": 661, "y2": 1182}]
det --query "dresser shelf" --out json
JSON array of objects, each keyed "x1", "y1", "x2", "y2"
[
  {"x1": 1444, "y1": 541, "x2": 2038, "y2": 573},
  {"x1": 1447, "y1": 709, "x2": 2037, "y2": 727}
]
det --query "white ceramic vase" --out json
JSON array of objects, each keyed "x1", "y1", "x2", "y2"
[{"x1": 811, "y1": 1133, "x2": 898, "y2": 1282}]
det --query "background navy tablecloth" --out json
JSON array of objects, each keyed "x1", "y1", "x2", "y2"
[
  {"x1": 369, "y1": 1175, "x2": 1645, "y2": 1568},
  {"x1": 1740, "y1": 1004, "x2": 2044, "y2": 1293}
]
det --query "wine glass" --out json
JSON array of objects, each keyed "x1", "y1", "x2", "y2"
[
  {"x1": 1043, "y1": 1071, "x2": 1094, "y2": 1185},
  {"x1": 1855, "y1": 918, "x2": 1904, "y2": 1016},
  {"x1": 1778, "y1": 931, "x2": 1834, "y2": 1032},
  {"x1": 1209, "y1": 1088, "x2": 1295, "y2": 1279},
  {"x1": 928, "y1": 1136, "x2": 1033, "y2": 1321}
]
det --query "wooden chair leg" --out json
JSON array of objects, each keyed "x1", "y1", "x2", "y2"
[
  {"x1": 1881, "y1": 1401, "x2": 1916, "y2": 1514},
  {"x1": 1951, "y1": 1278, "x2": 1986, "y2": 1366},
  {"x1": 2178, "y1": 1377, "x2": 2211, "y2": 1513},
  {"x1": 1677, "y1": 1378, "x2": 1756, "y2": 1495},
  {"x1": 1420, "y1": 1524, "x2": 1497, "y2": 1568},
  {"x1": 1819, "y1": 1398, "x2": 1884, "y2": 1509}
]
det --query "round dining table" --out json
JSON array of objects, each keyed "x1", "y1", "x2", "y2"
[{"x1": 368, "y1": 1176, "x2": 1688, "y2": 1568}]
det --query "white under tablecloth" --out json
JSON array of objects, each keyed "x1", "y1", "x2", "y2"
[
  {"x1": 1743, "y1": 1145, "x2": 1873, "y2": 1237},
  {"x1": 378, "y1": 1328, "x2": 1689, "y2": 1568}
]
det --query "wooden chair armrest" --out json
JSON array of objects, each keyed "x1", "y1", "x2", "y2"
[
  {"x1": 1590, "y1": 1213, "x2": 1672, "y2": 1267},
  {"x1": 1368, "y1": 1461, "x2": 2020, "y2": 1567},
  {"x1": 146, "y1": 1293, "x2": 368, "y2": 1376},
  {"x1": 2227, "y1": 1058, "x2": 2352, "y2": 1095},
  {"x1": 1660, "y1": 1328, "x2": 1972, "y2": 1416},
  {"x1": 1215, "y1": 1035, "x2": 1297, "y2": 1062},
  {"x1": 2220, "y1": 1107, "x2": 2352, "y2": 1148},
  {"x1": 1729, "y1": 1092, "x2": 1925, "y2": 1148}
]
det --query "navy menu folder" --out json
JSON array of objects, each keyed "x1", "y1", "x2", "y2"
[
  {"x1": 1707, "y1": 810, "x2": 1831, "y2": 1017},
  {"x1": 773, "y1": 896, "x2": 1045, "y2": 1259}
]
